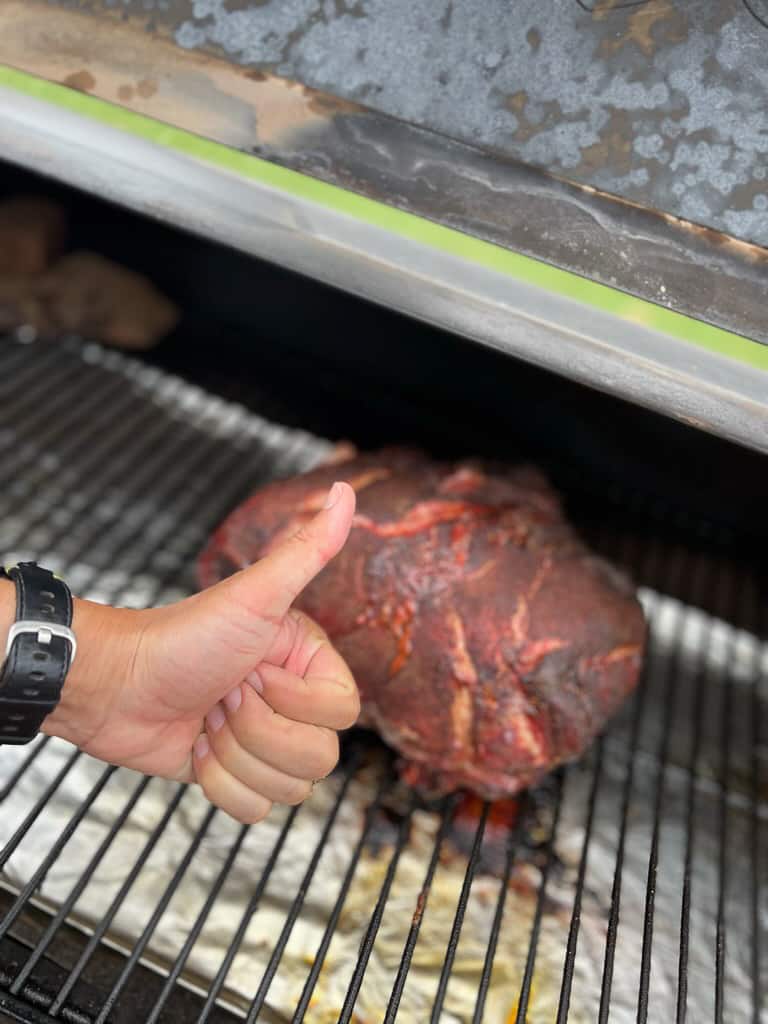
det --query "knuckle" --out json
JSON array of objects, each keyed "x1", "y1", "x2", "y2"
[
  {"x1": 342, "y1": 690, "x2": 362, "y2": 728},
  {"x1": 313, "y1": 732, "x2": 340, "y2": 778},
  {"x1": 220, "y1": 583, "x2": 279, "y2": 634},
  {"x1": 236, "y1": 704, "x2": 272, "y2": 749},
  {"x1": 294, "y1": 608, "x2": 328, "y2": 641},
  {"x1": 274, "y1": 712, "x2": 298, "y2": 742},
  {"x1": 237, "y1": 797, "x2": 272, "y2": 826},
  {"x1": 282, "y1": 777, "x2": 312, "y2": 805},
  {"x1": 328, "y1": 682, "x2": 360, "y2": 730},
  {"x1": 290, "y1": 525, "x2": 333, "y2": 566},
  {"x1": 291, "y1": 524, "x2": 315, "y2": 547}
]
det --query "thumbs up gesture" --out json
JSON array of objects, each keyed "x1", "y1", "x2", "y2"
[{"x1": 36, "y1": 482, "x2": 360, "y2": 823}]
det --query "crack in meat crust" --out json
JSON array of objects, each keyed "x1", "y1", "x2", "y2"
[{"x1": 198, "y1": 449, "x2": 646, "y2": 799}]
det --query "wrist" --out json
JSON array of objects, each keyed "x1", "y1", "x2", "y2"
[
  {"x1": 46, "y1": 596, "x2": 144, "y2": 749},
  {"x1": 0, "y1": 579, "x2": 141, "y2": 749}
]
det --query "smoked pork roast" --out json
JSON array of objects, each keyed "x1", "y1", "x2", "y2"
[{"x1": 198, "y1": 449, "x2": 645, "y2": 799}]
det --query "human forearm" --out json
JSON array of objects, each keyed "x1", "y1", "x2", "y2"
[{"x1": 0, "y1": 578, "x2": 140, "y2": 750}]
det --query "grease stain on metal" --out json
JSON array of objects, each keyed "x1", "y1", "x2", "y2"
[{"x1": 62, "y1": 69, "x2": 96, "y2": 92}]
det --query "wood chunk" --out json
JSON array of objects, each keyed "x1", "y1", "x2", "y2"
[
  {"x1": 37, "y1": 252, "x2": 179, "y2": 349},
  {"x1": 0, "y1": 197, "x2": 67, "y2": 275},
  {"x1": 0, "y1": 276, "x2": 53, "y2": 335}
]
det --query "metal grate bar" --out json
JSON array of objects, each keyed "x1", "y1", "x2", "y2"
[
  {"x1": 0, "y1": 345, "x2": 76, "y2": 427},
  {"x1": 9, "y1": 776, "x2": 152, "y2": 996},
  {"x1": 0, "y1": 971, "x2": 93, "y2": 1024},
  {"x1": 514, "y1": 769, "x2": 565, "y2": 1024},
  {"x1": 0, "y1": 338, "x2": 57, "y2": 383},
  {"x1": 62, "y1": 397, "x2": 310, "y2": 615},
  {"x1": 194, "y1": 806, "x2": 300, "y2": 1024},
  {"x1": 0, "y1": 358, "x2": 129, "y2": 510},
  {"x1": 637, "y1": 603, "x2": 689, "y2": 1022},
  {"x1": 714, "y1": 568, "x2": 736, "y2": 1024},
  {"x1": 245, "y1": 752, "x2": 360, "y2": 1022},
  {"x1": 0, "y1": 766, "x2": 116, "y2": 942},
  {"x1": 385, "y1": 794, "x2": 458, "y2": 1024},
  {"x1": 338, "y1": 793, "x2": 417, "y2": 1024},
  {"x1": 0, "y1": 375, "x2": 185, "y2": 553},
  {"x1": 41, "y1": 411, "x2": 256, "y2": 618},
  {"x1": 103, "y1": 428, "x2": 314, "y2": 611},
  {"x1": 597, "y1": 532, "x2": 663, "y2": 1024},
  {"x1": 750, "y1": 597, "x2": 765, "y2": 1024},
  {"x1": 0, "y1": 359, "x2": 72, "y2": 457},
  {"x1": 555, "y1": 737, "x2": 604, "y2": 1024},
  {"x1": 40, "y1": 393, "x2": 226, "y2": 587},
  {"x1": 430, "y1": 801, "x2": 490, "y2": 1022},
  {"x1": 0, "y1": 736, "x2": 49, "y2": 803},
  {"x1": 471, "y1": 792, "x2": 532, "y2": 1024},
  {"x1": 0, "y1": 748, "x2": 81, "y2": 872},
  {"x1": 597, "y1": 680, "x2": 647, "y2": 1024},
  {"x1": 55, "y1": 388, "x2": 237, "y2": 587},
  {"x1": 676, "y1": 556, "x2": 719, "y2": 1024},
  {"x1": 144, "y1": 823, "x2": 251, "y2": 1024},
  {"x1": 290, "y1": 770, "x2": 393, "y2": 1023},
  {"x1": 0, "y1": 386, "x2": 141, "y2": 563},
  {"x1": 93, "y1": 805, "x2": 219, "y2": 1024},
  {"x1": 48, "y1": 785, "x2": 188, "y2": 1017}
]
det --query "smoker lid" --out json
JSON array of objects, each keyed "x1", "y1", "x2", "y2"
[{"x1": 0, "y1": 1, "x2": 768, "y2": 453}]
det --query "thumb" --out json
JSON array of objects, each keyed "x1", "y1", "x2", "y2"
[
  {"x1": 223, "y1": 479, "x2": 356, "y2": 619},
  {"x1": 177, "y1": 481, "x2": 355, "y2": 692}
]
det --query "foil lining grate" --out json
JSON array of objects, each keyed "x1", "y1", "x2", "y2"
[{"x1": 0, "y1": 336, "x2": 764, "y2": 1024}]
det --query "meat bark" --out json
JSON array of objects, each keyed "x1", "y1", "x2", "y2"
[{"x1": 198, "y1": 450, "x2": 645, "y2": 799}]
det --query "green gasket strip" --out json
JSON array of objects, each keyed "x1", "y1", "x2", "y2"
[{"x1": 3, "y1": 63, "x2": 768, "y2": 372}]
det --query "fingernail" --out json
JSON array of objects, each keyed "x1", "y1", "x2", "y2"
[
  {"x1": 194, "y1": 734, "x2": 210, "y2": 759},
  {"x1": 323, "y1": 481, "x2": 343, "y2": 509},
  {"x1": 206, "y1": 704, "x2": 226, "y2": 733},
  {"x1": 247, "y1": 670, "x2": 264, "y2": 694},
  {"x1": 224, "y1": 686, "x2": 242, "y2": 713}
]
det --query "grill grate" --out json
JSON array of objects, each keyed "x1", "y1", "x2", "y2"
[{"x1": 0, "y1": 335, "x2": 765, "y2": 1023}]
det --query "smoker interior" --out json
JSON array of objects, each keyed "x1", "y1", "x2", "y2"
[{"x1": 0, "y1": 166, "x2": 766, "y2": 1023}]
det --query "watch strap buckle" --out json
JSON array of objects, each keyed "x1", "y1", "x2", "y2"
[{"x1": 5, "y1": 620, "x2": 77, "y2": 664}]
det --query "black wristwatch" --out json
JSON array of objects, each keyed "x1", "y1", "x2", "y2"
[{"x1": 0, "y1": 562, "x2": 76, "y2": 745}]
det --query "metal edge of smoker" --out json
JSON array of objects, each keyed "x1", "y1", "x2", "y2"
[
  {"x1": 2, "y1": 0, "x2": 768, "y2": 349},
  {"x1": 1, "y1": 83, "x2": 768, "y2": 455}
]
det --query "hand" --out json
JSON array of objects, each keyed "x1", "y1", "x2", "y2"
[{"x1": 34, "y1": 481, "x2": 359, "y2": 823}]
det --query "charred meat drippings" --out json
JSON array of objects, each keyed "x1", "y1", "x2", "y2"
[{"x1": 198, "y1": 449, "x2": 646, "y2": 799}]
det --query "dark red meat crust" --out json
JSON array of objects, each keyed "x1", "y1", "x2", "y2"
[{"x1": 198, "y1": 450, "x2": 645, "y2": 799}]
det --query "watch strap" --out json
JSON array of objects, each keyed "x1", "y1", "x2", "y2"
[{"x1": 0, "y1": 562, "x2": 74, "y2": 745}]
